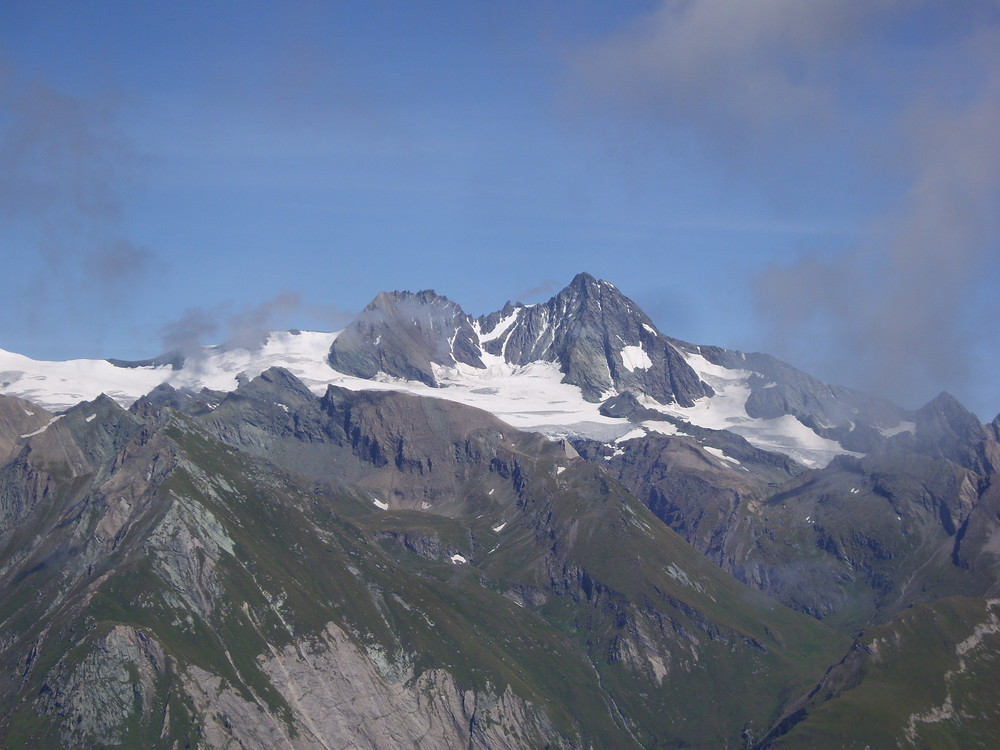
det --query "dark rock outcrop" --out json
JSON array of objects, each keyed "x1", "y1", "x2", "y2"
[
  {"x1": 478, "y1": 272, "x2": 712, "y2": 405},
  {"x1": 328, "y1": 290, "x2": 484, "y2": 387}
]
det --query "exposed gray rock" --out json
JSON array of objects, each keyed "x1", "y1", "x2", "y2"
[
  {"x1": 195, "y1": 368, "x2": 518, "y2": 511},
  {"x1": 180, "y1": 620, "x2": 574, "y2": 750},
  {"x1": 695, "y1": 345, "x2": 908, "y2": 452},
  {"x1": 144, "y1": 489, "x2": 234, "y2": 617},
  {"x1": 132, "y1": 382, "x2": 222, "y2": 416},
  {"x1": 598, "y1": 391, "x2": 644, "y2": 419},
  {"x1": 328, "y1": 290, "x2": 484, "y2": 387},
  {"x1": 478, "y1": 272, "x2": 712, "y2": 405},
  {"x1": 0, "y1": 395, "x2": 50, "y2": 465},
  {"x1": 325, "y1": 274, "x2": 712, "y2": 406},
  {"x1": 910, "y1": 391, "x2": 989, "y2": 471},
  {"x1": 106, "y1": 352, "x2": 185, "y2": 371},
  {"x1": 38, "y1": 625, "x2": 167, "y2": 748}
]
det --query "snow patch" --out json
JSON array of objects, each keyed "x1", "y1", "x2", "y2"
[
  {"x1": 428, "y1": 353, "x2": 624, "y2": 438},
  {"x1": 615, "y1": 427, "x2": 647, "y2": 443},
  {"x1": 879, "y1": 420, "x2": 916, "y2": 438},
  {"x1": 665, "y1": 563, "x2": 701, "y2": 591},
  {"x1": 477, "y1": 308, "x2": 521, "y2": 343},
  {"x1": 19, "y1": 414, "x2": 65, "y2": 438},
  {"x1": 492, "y1": 522, "x2": 506, "y2": 533},
  {"x1": 372, "y1": 499, "x2": 389, "y2": 510},
  {"x1": 449, "y1": 554, "x2": 467, "y2": 564},
  {"x1": 649, "y1": 351, "x2": 861, "y2": 468},
  {"x1": 556, "y1": 466, "x2": 565, "y2": 475},
  {"x1": 85, "y1": 413, "x2": 96, "y2": 423},
  {"x1": 704, "y1": 446, "x2": 741, "y2": 466},
  {"x1": 0, "y1": 331, "x2": 341, "y2": 412},
  {"x1": 640, "y1": 420, "x2": 681, "y2": 437},
  {"x1": 2, "y1": 324, "x2": 857, "y2": 469},
  {"x1": 620, "y1": 344, "x2": 652, "y2": 372},
  {"x1": 604, "y1": 445, "x2": 626, "y2": 461}
]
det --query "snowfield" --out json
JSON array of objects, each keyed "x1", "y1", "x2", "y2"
[{"x1": 0, "y1": 329, "x2": 860, "y2": 468}]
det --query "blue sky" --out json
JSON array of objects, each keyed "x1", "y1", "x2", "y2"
[{"x1": 2, "y1": 1, "x2": 998, "y2": 418}]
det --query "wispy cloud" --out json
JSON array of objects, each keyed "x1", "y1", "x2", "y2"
[
  {"x1": 575, "y1": 0, "x2": 896, "y2": 145},
  {"x1": 574, "y1": 2, "x2": 1000, "y2": 413},
  {"x1": 160, "y1": 307, "x2": 220, "y2": 363},
  {"x1": 225, "y1": 293, "x2": 302, "y2": 351},
  {"x1": 0, "y1": 57, "x2": 151, "y2": 341},
  {"x1": 157, "y1": 292, "x2": 354, "y2": 366},
  {"x1": 516, "y1": 279, "x2": 557, "y2": 302},
  {"x1": 754, "y1": 21, "x2": 1000, "y2": 409}
]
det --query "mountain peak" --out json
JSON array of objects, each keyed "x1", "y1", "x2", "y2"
[
  {"x1": 367, "y1": 288, "x2": 455, "y2": 312},
  {"x1": 328, "y1": 289, "x2": 483, "y2": 387},
  {"x1": 331, "y1": 272, "x2": 712, "y2": 406},
  {"x1": 323, "y1": 273, "x2": 714, "y2": 407},
  {"x1": 913, "y1": 390, "x2": 987, "y2": 469},
  {"x1": 478, "y1": 273, "x2": 712, "y2": 405},
  {"x1": 567, "y1": 270, "x2": 599, "y2": 288},
  {"x1": 562, "y1": 272, "x2": 623, "y2": 302}
]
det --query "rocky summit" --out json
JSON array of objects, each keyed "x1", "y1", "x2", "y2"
[{"x1": 1, "y1": 274, "x2": 1000, "y2": 748}]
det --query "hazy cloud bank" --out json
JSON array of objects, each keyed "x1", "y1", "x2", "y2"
[
  {"x1": 159, "y1": 292, "x2": 358, "y2": 369},
  {"x1": 0, "y1": 57, "x2": 151, "y2": 342},
  {"x1": 575, "y1": 1, "x2": 1000, "y2": 414},
  {"x1": 160, "y1": 293, "x2": 302, "y2": 363}
]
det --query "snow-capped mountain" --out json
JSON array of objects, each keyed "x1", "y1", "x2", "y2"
[
  {"x1": 4, "y1": 273, "x2": 1000, "y2": 748},
  {"x1": 0, "y1": 272, "x2": 922, "y2": 467}
]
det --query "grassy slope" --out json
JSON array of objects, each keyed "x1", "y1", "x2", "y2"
[
  {"x1": 0, "y1": 400, "x2": 847, "y2": 748},
  {"x1": 765, "y1": 596, "x2": 1000, "y2": 749}
]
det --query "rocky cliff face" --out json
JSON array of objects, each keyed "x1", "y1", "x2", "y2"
[
  {"x1": 573, "y1": 389, "x2": 1000, "y2": 631},
  {"x1": 327, "y1": 273, "x2": 714, "y2": 406},
  {"x1": 478, "y1": 272, "x2": 712, "y2": 405},
  {"x1": 328, "y1": 289, "x2": 484, "y2": 387}
]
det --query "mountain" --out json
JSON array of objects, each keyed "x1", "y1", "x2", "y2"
[
  {"x1": 0, "y1": 377, "x2": 847, "y2": 748},
  {"x1": 1, "y1": 272, "x2": 915, "y2": 467},
  {"x1": 2, "y1": 272, "x2": 1000, "y2": 747},
  {"x1": 328, "y1": 274, "x2": 710, "y2": 407},
  {"x1": 328, "y1": 289, "x2": 485, "y2": 387},
  {"x1": 475, "y1": 273, "x2": 713, "y2": 406}
]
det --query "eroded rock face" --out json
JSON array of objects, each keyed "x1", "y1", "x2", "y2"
[
  {"x1": 145, "y1": 490, "x2": 235, "y2": 617},
  {"x1": 0, "y1": 395, "x2": 50, "y2": 464},
  {"x1": 38, "y1": 626, "x2": 167, "y2": 748},
  {"x1": 181, "y1": 621, "x2": 571, "y2": 750}
]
